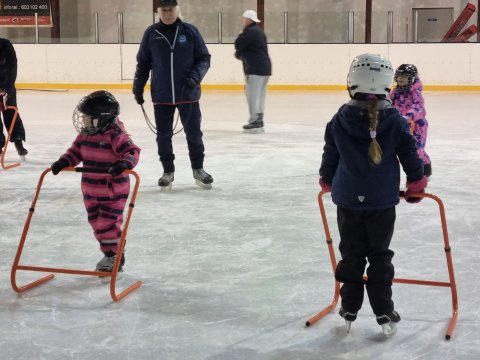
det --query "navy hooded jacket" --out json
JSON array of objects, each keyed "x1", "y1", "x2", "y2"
[
  {"x1": 133, "y1": 19, "x2": 210, "y2": 105},
  {"x1": 320, "y1": 99, "x2": 424, "y2": 210},
  {"x1": 0, "y1": 38, "x2": 18, "y2": 93}
]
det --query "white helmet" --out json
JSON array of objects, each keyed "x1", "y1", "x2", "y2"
[{"x1": 347, "y1": 53, "x2": 394, "y2": 98}]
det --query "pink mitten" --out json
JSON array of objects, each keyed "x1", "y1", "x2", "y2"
[
  {"x1": 405, "y1": 176, "x2": 428, "y2": 203},
  {"x1": 319, "y1": 178, "x2": 332, "y2": 193}
]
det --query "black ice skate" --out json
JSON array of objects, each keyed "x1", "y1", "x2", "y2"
[
  {"x1": 339, "y1": 307, "x2": 357, "y2": 333},
  {"x1": 158, "y1": 172, "x2": 174, "y2": 190},
  {"x1": 243, "y1": 116, "x2": 265, "y2": 134},
  {"x1": 376, "y1": 310, "x2": 401, "y2": 336},
  {"x1": 193, "y1": 168, "x2": 213, "y2": 189},
  {"x1": 95, "y1": 251, "x2": 125, "y2": 283},
  {"x1": 14, "y1": 140, "x2": 28, "y2": 157}
]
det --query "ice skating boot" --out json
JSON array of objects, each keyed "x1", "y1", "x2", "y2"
[
  {"x1": 95, "y1": 250, "x2": 125, "y2": 283},
  {"x1": 193, "y1": 168, "x2": 213, "y2": 189},
  {"x1": 243, "y1": 114, "x2": 265, "y2": 134},
  {"x1": 376, "y1": 310, "x2": 401, "y2": 336},
  {"x1": 14, "y1": 140, "x2": 28, "y2": 159},
  {"x1": 339, "y1": 307, "x2": 357, "y2": 333},
  {"x1": 158, "y1": 172, "x2": 174, "y2": 190}
]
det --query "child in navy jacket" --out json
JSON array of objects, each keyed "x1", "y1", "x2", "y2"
[{"x1": 319, "y1": 54, "x2": 427, "y2": 335}]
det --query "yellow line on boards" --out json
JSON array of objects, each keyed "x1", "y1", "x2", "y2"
[{"x1": 16, "y1": 83, "x2": 480, "y2": 91}]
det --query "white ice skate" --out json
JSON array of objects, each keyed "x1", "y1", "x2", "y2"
[
  {"x1": 376, "y1": 310, "x2": 400, "y2": 337},
  {"x1": 14, "y1": 140, "x2": 28, "y2": 161},
  {"x1": 158, "y1": 172, "x2": 174, "y2": 191},
  {"x1": 193, "y1": 168, "x2": 213, "y2": 189},
  {"x1": 380, "y1": 322, "x2": 397, "y2": 336},
  {"x1": 339, "y1": 308, "x2": 357, "y2": 334}
]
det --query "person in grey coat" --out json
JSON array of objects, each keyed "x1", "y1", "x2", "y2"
[{"x1": 234, "y1": 10, "x2": 272, "y2": 134}]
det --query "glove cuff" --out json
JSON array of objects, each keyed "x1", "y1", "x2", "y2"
[{"x1": 406, "y1": 176, "x2": 427, "y2": 192}]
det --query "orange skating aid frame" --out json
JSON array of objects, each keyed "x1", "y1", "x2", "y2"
[
  {"x1": 305, "y1": 191, "x2": 459, "y2": 340},
  {"x1": 11, "y1": 167, "x2": 142, "y2": 301},
  {"x1": 1, "y1": 106, "x2": 21, "y2": 170}
]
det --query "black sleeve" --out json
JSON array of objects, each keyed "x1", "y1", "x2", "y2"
[
  {"x1": 4, "y1": 40, "x2": 17, "y2": 88},
  {"x1": 133, "y1": 29, "x2": 152, "y2": 95},
  {"x1": 234, "y1": 29, "x2": 253, "y2": 54},
  {"x1": 319, "y1": 120, "x2": 339, "y2": 184}
]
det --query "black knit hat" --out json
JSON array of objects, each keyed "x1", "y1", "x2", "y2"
[{"x1": 158, "y1": 0, "x2": 177, "y2": 7}]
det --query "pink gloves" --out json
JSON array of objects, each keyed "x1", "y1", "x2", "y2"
[
  {"x1": 405, "y1": 176, "x2": 428, "y2": 203},
  {"x1": 319, "y1": 178, "x2": 332, "y2": 193}
]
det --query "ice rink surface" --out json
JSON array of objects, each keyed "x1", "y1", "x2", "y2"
[{"x1": 0, "y1": 89, "x2": 479, "y2": 359}]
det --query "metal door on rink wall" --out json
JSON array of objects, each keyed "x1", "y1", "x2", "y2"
[{"x1": 413, "y1": 8, "x2": 453, "y2": 42}]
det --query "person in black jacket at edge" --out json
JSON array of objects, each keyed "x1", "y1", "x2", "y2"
[
  {"x1": 234, "y1": 10, "x2": 272, "y2": 134},
  {"x1": 0, "y1": 37, "x2": 28, "y2": 156},
  {"x1": 133, "y1": 0, "x2": 213, "y2": 190}
]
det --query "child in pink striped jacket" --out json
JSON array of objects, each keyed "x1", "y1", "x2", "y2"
[{"x1": 51, "y1": 91, "x2": 140, "y2": 278}]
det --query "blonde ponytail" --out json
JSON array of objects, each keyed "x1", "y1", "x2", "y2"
[{"x1": 368, "y1": 101, "x2": 382, "y2": 164}]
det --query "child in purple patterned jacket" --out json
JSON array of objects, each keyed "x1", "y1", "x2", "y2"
[{"x1": 390, "y1": 64, "x2": 431, "y2": 177}]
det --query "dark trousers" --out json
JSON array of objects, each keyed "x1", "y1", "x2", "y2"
[
  {"x1": 0, "y1": 89, "x2": 26, "y2": 148},
  {"x1": 153, "y1": 102, "x2": 205, "y2": 173},
  {"x1": 335, "y1": 206, "x2": 396, "y2": 316}
]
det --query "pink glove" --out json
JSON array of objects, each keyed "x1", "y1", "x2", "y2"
[
  {"x1": 405, "y1": 176, "x2": 428, "y2": 203},
  {"x1": 319, "y1": 178, "x2": 332, "y2": 193}
]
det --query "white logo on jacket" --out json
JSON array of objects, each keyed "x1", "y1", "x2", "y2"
[{"x1": 358, "y1": 196, "x2": 365, "y2": 202}]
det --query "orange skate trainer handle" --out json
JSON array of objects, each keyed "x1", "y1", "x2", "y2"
[
  {"x1": 0, "y1": 105, "x2": 21, "y2": 170},
  {"x1": 307, "y1": 190, "x2": 458, "y2": 339},
  {"x1": 11, "y1": 167, "x2": 142, "y2": 302},
  {"x1": 305, "y1": 190, "x2": 340, "y2": 327},
  {"x1": 399, "y1": 190, "x2": 459, "y2": 339}
]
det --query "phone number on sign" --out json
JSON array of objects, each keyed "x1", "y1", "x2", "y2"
[{"x1": 20, "y1": 5, "x2": 48, "y2": 10}]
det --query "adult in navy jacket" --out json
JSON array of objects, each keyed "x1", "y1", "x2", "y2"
[
  {"x1": 234, "y1": 10, "x2": 272, "y2": 133},
  {"x1": 0, "y1": 38, "x2": 28, "y2": 156},
  {"x1": 133, "y1": 0, "x2": 213, "y2": 189}
]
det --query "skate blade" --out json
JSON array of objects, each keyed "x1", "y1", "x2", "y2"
[
  {"x1": 159, "y1": 183, "x2": 173, "y2": 191},
  {"x1": 381, "y1": 322, "x2": 397, "y2": 336},
  {"x1": 345, "y1": 320, "x2": 352, "y2": 333},
  {"x1": 99, "y1": 271, "x2": 123, "y2": 284},
  {"x1": 243, "y1": 127, "x2": 265, "y2": 134},
  {"x1": 19, "y1": 155, "x2": 26, "y2": 162},
  {"x1": 195, "y1": 179, "x2": 212, "y2": 189}
]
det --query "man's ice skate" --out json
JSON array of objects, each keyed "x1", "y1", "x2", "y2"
[
  {"x1": 243, "y1": 116, "x2": 264, "y2": 134},
  {"x1": 14, "y1": 140, "x2": 28, "y2": 160},
  {"x1": 158, "y1": 172, "x2": 174, "y2": 190},
  {"x1": 376, "y1": 310, "x2": 401, "y2": 336},
  {"x1": 95, "y1": 251, "x2": 125, "y2": 283},
  {"x1": 193, "y1": 168, "x2": 213, "y2": 189},
  {"x1": 339, "y1": 307, "x2": 357, "y2": 333}
]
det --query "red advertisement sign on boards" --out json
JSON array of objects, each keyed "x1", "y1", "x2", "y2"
[{"x1": 0, "y1": 0, "x2": 52, "y2": 27}]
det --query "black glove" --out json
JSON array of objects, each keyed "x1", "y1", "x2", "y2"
[
  {"x1": 186, "y1": 77, "x2": 198, "y2": 89},
  {"x1": 108, "y1": 161, "x2": 130, "y2": 177},
  {"x1": 51, "y1": 159, "x2": 69, "y2": 175},
  {"x1": 134, "y1": 93, "x2": 144, "y2": 105}
]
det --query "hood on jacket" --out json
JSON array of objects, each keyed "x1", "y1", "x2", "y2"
[{"x1": 335, "y1": 99, "x2": 399, "y2": 140}]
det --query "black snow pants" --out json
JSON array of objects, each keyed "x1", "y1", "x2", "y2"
[{"x1": 335, "y1": 206, "x2": 396, "y2": 316}]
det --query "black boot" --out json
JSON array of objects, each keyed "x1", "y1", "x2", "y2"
[
  {"x1": 243, "y1": 114, "x2": 265, "y2": 134},
  {"x1": 14, "y1": 140, "x2": 28, "y2": 156}
]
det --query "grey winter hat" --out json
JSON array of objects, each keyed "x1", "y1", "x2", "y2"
[{"x1": 158, "y1": 0, "x2": 177, "y2": 7}]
